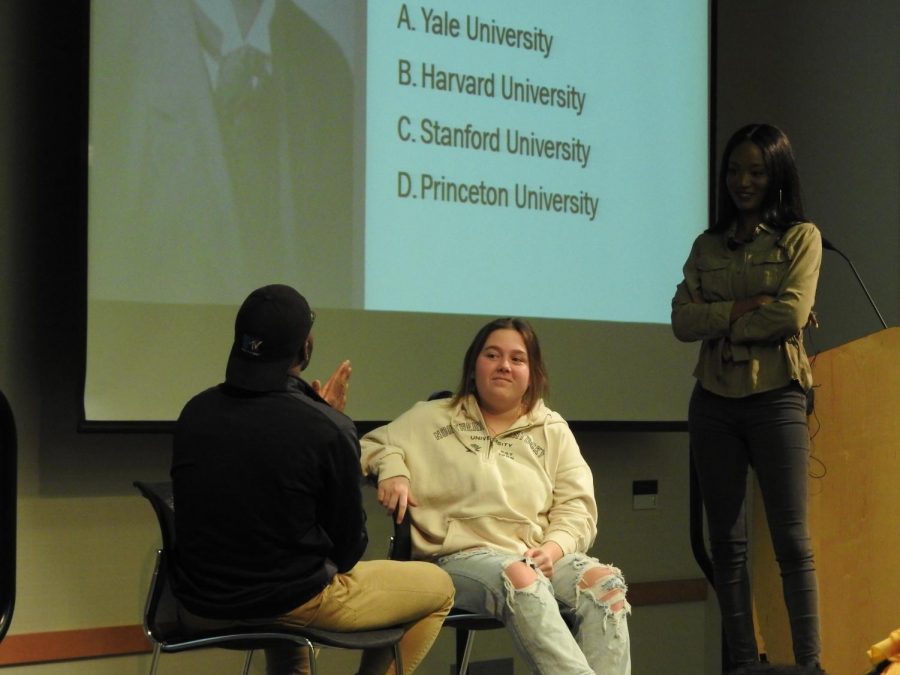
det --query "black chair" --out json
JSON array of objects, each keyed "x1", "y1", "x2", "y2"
[
  {"x1": 134, "y1": 480, "x2": 405, "y2": 675},
  {"x1": 0, "y1": 390, "x2": 16, "y2": 644},
  {"x1": 388, "y1": 512, "x2": 505, "y2": 675}
]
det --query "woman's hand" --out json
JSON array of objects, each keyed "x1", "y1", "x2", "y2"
[
  {"x1": 377, "y1": 476, "x2": 418, "y2": 524},
  {"x1": 523, "y1": 542, "x2": 564, "y2": 578},
  {"x1": 730, "y1": 294, "x2": 775, "y2": 322},
  {"x1": 311, "y1": 360, "x2": 352, "y2": 411}
]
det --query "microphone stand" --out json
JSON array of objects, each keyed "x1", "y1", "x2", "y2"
[{"x1": 822, "y1": 238, "x2": 888, "y2": 330}]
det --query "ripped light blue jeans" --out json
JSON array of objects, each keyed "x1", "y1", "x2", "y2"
[{"x1": 436, "y1": 548, "x2": 631, "y2": 675}]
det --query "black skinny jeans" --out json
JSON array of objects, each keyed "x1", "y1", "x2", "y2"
[{"x1": 689, "y1": 383, "x2": 821, "y2": 667}]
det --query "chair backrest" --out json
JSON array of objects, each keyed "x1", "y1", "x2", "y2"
[
  {"x1": 134, "y1": 481, "x2": 176, "y2": 550},
  {"x1": 388, "y1": 512, "x2": 413, "y2": 562},
  {"x1": 384, "y1": 390, "x2": 451, "y2": 561},
  {"x1": 0, "y1": 390, "x2": 16, "y2": 643},
  {"x1": 133, "y1": 481, "x2": 184, "y2": 642},
  {"x1": 134, "y1": 478, "x2": 408, "y2": 673}
]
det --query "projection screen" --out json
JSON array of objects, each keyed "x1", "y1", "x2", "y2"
[{"x1": 86, "y1": 0, "x2": 709, "y2": 424}]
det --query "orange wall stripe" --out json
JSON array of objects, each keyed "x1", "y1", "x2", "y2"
[
  {"x1": 0, "y1": 624, "x2": 151, "y2": 667},
  {"x1": 0, "y1": 579, "x2": 706, "y2": 666}
]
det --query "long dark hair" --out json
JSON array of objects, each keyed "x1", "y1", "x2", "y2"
[
  {"x1": 711, "y1": 123, "x2": 807, "y2": 233},
  {"x1": 452, "y1": 318, "x2": 548, "y2": 414}
]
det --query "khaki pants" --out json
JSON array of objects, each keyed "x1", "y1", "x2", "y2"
[{"x1": 181, "y1": 559, "x2": 454, "y2": 675}]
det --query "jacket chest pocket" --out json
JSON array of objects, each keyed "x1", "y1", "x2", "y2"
[
  {"x1": 696, "y1": 254, "x2": 731, "y2": 300},
  {"x1": 748, "y1": 247, "x2": 789, "y2": 294}
]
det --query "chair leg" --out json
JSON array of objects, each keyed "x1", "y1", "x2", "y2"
[
  {"x1": 148, "y1": 643, "x2": 162, "y2": 675},
  {"x1": 393, "y1": 642, "x2": 404, "y2": 675},
  {"x1": 456, "y1": 629, "x2": 476, "y2": 675},
  {"x1": 308, "y1": 645, "x2": 318, "y2": 675},
  {"x1": 241, "y1": 649, "x2": 253, "y2": 675}
]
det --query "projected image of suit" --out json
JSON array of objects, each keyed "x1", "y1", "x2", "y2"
[{"x1": 89, "y1": 0, "x2": 358, "y2": 307}]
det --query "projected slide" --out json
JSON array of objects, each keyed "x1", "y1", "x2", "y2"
[
  {"x1": 89, "y1": 0, "x2": 364, "y2": 308},
  {"x1": 365, "y1": 1, "x2": 707, "y2": 322}
]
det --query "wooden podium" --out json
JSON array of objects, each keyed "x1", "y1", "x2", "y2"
[{"x1": 751, "y1": 328, "x2": 899, "y2": 673}]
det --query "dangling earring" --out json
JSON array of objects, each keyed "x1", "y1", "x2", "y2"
[{"x1": 779, "y1": 188, "x2": 783, "y2": 207}]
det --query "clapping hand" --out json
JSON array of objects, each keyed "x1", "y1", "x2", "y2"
[{"x1": 312, "y1": 360, "x2": 352, "y2": 412}]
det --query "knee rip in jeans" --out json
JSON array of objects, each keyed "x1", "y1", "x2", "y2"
[
  {"x1": 501, "y1": 560, "x2": 549, "y2": 615},
  {"x1": 576, "y1": 563, "x2": 631, "y2": 624}
]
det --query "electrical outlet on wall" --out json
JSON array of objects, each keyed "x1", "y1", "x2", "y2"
[{"x1": 632, "y1": 479, "x2": 658, "y2": 510}]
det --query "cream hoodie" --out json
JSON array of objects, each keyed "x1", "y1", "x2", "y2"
[{"x1": 361, "y1": 395, "x2": 598, "y2": 560}]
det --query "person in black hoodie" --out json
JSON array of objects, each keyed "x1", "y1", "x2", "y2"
[{"x1": 172, "y1": 284, "x2": 453, "y2": 675}]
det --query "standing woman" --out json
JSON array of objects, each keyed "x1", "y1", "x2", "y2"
[{"x1": 671, "y1": 124, "x2": 823, "y2": 672}]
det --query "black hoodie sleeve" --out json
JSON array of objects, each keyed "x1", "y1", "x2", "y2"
[
  {"x1": 285, "y1": 377, "x2": 369, "y2": 572},
  {"x1": 319, "y1": 425, "x2": 368, "y2": 572}
]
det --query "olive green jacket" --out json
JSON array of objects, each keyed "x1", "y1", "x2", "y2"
[{"x1": 671, "y1": 221, "x2": 822, "y2": 397}]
